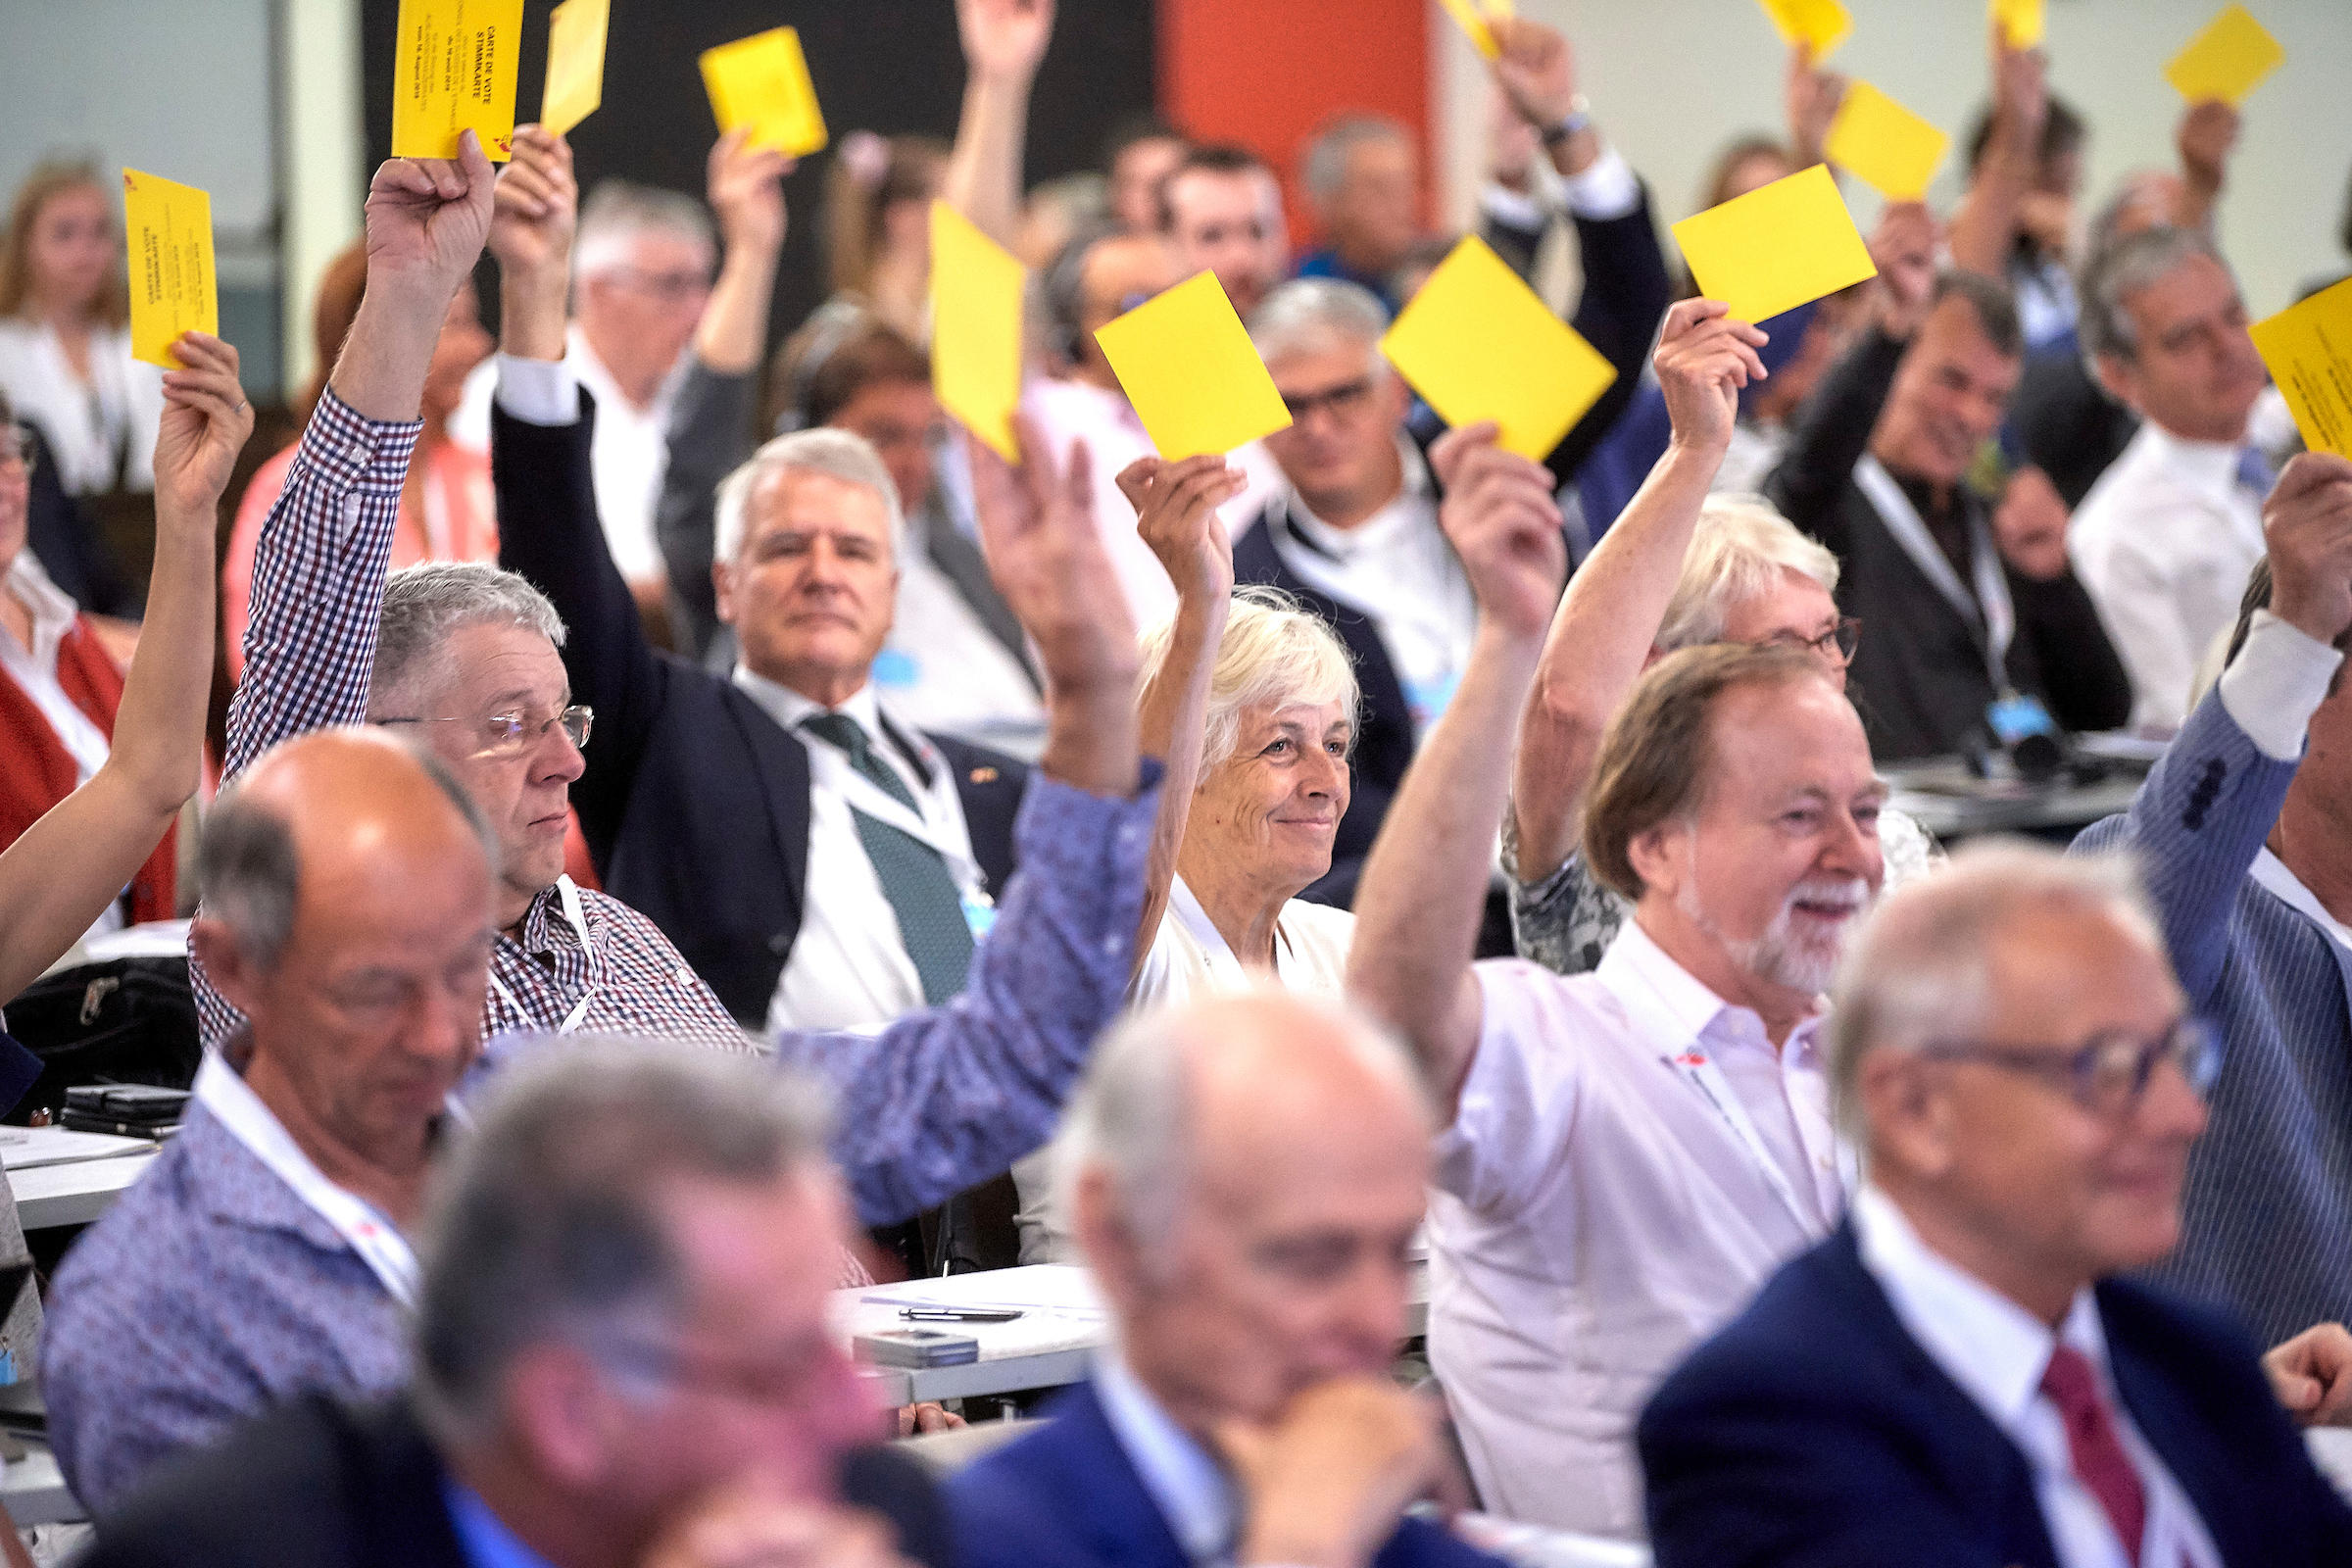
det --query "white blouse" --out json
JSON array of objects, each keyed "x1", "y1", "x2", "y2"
[{"x1": 0, "y1": 318, "x2": 161, "y2": 495}]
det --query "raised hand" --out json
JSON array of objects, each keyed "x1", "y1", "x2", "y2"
[
  {"x1": 1430, "y1": 422, "x2": 1566, "y2": 644},
  {"x1": 1984, "y1": 24, "x2": 2048, "y2": 172},
  {"x1": 709, "y1": 127, "x2": 793, "y2": 262},
  {"x1": 1221, "y1": 1378, "x2": 1444, "y2": 1568},
  {"x1": 956, "y1": 0, "x2": 1054, "y2": 83},
  {"x1": 362, "y1": 129, "x2": 497, "y2": 303},
  {"x1": 2177, "y1": 99, "x2": 2240, "y2": 200},
  {"x1": 1490, "y1": 17, "x2": 1576, "y2": 131},
  {"x1": 1117, "y1": 454, "x2": 1240, "y2": 606},
  {"x1": 1655, "y1": 299, "x2": 1768, "y2": 457},
  {"x1": 1785, "y1": 41, "x2": 1846, "y2": 171},
  {"x1": 969, "y1": 420, "x2": 1139, "y2": 695},
  {"x1": 151, "y1": 332, "x2": 254, "y2": 522},
  {"x1": 1992, "y1": 465, "x2": 2072, "y2": 582},
  {"x1": 1867, "y1": 200, "x2": 1939, "y2": 338},
  {"x1": 2264, "y1": 1322, "x2": 2352, "y2": 1428},
  {"x1": 489, "y1": 125, "x2": 579, "y2": 279},
  {"x1": 2262, "y1": 452, "x2": 2352, "y2": 650}
]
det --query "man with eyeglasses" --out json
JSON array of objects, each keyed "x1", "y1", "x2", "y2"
[{"x1": 1641, "y1": 841, "x2": 2352, "y2": 1567}]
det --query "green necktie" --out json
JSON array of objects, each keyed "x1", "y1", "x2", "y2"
[{"x1": 800, "y1": 712, "x2": 976, "y2": 1005}]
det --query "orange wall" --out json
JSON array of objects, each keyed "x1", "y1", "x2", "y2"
[{"x1": 1157, "y1": 0, "x2": 1434, "y2": 247}]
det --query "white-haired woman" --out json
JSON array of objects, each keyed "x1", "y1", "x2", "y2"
[{"x1": 1510, "y1": 298, "x2": 1936, "y2": 976}]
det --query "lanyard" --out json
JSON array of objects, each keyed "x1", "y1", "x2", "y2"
[
  {"x1": 487, "y1": 875, "x2": 599, "y2": 1033},
  {"x1": 1664, "y1": 1044, "x2": 1832, "y2": 1237},
  {"x1": 1855, "y1": 456, "x2": 2016, "y2": 694},
  {"x1": 194, "y1": 1053, "x2": 419, "y2": 1307},
  {"x1": 801, "y1": 720, "x2": 988, "y2": 903}
]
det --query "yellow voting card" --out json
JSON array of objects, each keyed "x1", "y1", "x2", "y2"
[
  {"x1": 1757, "y1": 0, "x2": 1851, "y2": 59},
  {"x1": 2166, "y1": 5, "x2": 2283, "y2": 105},
  {"x1": 1482, "y1": 0, "x2": 1514, "y2": 17},
  {"x1": 122, "y1": 171, "x2": 216, "y2": 368},
  {"x1": 539, "y1": 0, "x2": 608, "y2": 137},
  {"x1": 2249, "y1": 276, "x2": 2352, "y2": 460},
  {"x1": 1672, "y1": 164, "x2": 1877, "y2": 328},
  {"x1": 1824, "y1": 81, "x2": 1949, "y2": 202},
  {"x1": 1439, "y1": 0, "x2": 1498, "y2": 60},
  {"x1": 929, "y1": 203, "x2": 1026, "y2": 463},
  {"x1": 1381, "y1": 236, "x2": 1615, "y2": 464},
  {"x1": 390, "y1": 0, "x2": 523, "y2": 161},
  {"x1": 1992, "y1": 0, "x2": 2044, "y2": 49},
  {"x1": 701, "y1": 26, "x2": 828, "y2": 159},
  {"x1": 1095, "y1": 271, "x2": 1292, "y2": 461}
]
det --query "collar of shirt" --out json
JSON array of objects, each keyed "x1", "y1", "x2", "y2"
[
  {"x1": 2138, "y1": 422, "x2": 2253, "y2": 507},
  {"x1": 565, "y1": 323, "x2": 683, "y2": 422},
  {"x1": 2250, "y1": 847, "x2": 2352, "y2": 953},
  {"x1": 510, "y1": 879, "x2": 591, "y2": 964},
  {"x1": 1, "y1": 550, "x2": 82, "y2": 675},
  {"x1": 1593, "y1": 918, "x2": 1824, "y2": 1065},
  {"x1": 174, "y1": 1077, "x2": 356, "y2": 1258},
  {"x1": 443, "y1": 1477, "x2": 558, "y2": 1568},
  {"x1": 733, "y1": 666, "x2": 935, "y2": 801},
  {"x1": 1093, "y1": 1351, "x2": 1237, "y2": 1566},
  {"x1": 1282, "y1": 439, "x2": 1434, "y2": 562}
]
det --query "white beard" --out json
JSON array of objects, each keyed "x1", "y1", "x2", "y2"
[{"x1": 1681, "y1": 874, "x2": 1873, "y2": 997}]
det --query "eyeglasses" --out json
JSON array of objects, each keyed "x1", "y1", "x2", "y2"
[
  {"x1": 1764, "y1": 618, "x2": 1862, "y2": 665},
  {"x1": 378, "y1": 705, "x2": 592, "y2": 759},
  {"x1": 1279, "y1": 376, "x2": 1376, "y2": 422},
  {"x1": 0, "y1": 422, "x2": 36, "y2": 474},
  {"x1": 603, "y1": 267, "x2": 712, "y2": 306},
  {"x1": 1918, "y1": 1016, "x2": 2219, "y2": 1117},
  {"x1": 597, "y1": 1333, "x2": 835, "y2": 1412}
]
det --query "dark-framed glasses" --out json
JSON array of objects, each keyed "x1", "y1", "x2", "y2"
[
  {"x1": 1765, "y1": 617, "x2": 1862, "y2": 665},
  {"x1": 378, "y1": 705, "x2": 592, "y2": 759},
  {"x1": 1918, "y1": 1016, "x2": 2219, "y2": 1116},
  {"x1": 1278, "y1": 376, "x2": 1376, "y2": 422}
]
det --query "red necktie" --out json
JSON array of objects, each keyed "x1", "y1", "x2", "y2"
[{"x1": 2040, "y1": 1344, "x2": 2147, "y2": 1565}]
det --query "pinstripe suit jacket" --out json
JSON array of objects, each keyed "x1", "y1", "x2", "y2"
[{"x1": 2074, "y1": 687, "x2": 2352, "y2": 1347}]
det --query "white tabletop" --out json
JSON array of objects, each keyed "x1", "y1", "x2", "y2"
[
  {"x1": 2, "y1": 1437, "x2": 81, "y2": 1526},
  {"x1": 3, "y1": 1133, "x2": 157, "y2": 1231}
]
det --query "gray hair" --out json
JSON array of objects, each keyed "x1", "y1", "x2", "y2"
[
  {"x1": 369, "y1": 563, "x2": 567, "y2": 712},
  {"x1": 573, "y1": 179, "x2": 714, "y2": 281},
  {"x1": 198, "y1": 734, "x2": 499, "y2": 971},
  {"x1": 1299, "y1": 114, "x2": 1410, "y2": 207},
  {"x1": 413, "y1": 1038, "x2": 833, "y2": 1444},
  {"x1": 712, "y1": 426, "x2": 904, "y2": 565},
  {"x1": 1826, "y1": 841, "x2": 2162, "y2": 1143},
  {"x1": 1248, "y1": 278, "x2": 1392, "y2": 375},
  {"x1": 1054, "y1": 990, "x2": 1430, "y2": 1257},
  {"x1": 1140, "y1": 587, "x2": 1359, "y2": 774},
  {"x1": 2080, "y1": 225, "x2": 2232, "y2": 367},
  {"x1": 1655, "y1": 496, "x2": 1842, "y2": 652}
]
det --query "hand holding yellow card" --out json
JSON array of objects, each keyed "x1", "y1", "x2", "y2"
[
  {"x1": 1095, "y1": 272, "x2": 1292, "y2": 460},
  {"x1": 122, "y1": 171, "x2": 217, "y2": 368},
  {"x1": 540, "y1": 0, "x2": 609, "y2": 138},
  {"x1": 2249, "y1": 277, "x2": 2352, "y2": 460},
  {"x1": 2166, "y1": 5, "x2": 2283, "y2": 106},
  {"x1": 1992, "y1": 0, "x2": 2044, "y2": 49},
  {"x1": 930, "y1": 203, "x2": 1026, "y2": 463},
  {"x1": 1824, "y1": 81, "x2": 1949, "y2": 202},
  {"x1": 390, "y1": 0, "x2": 523, "y2": 161},
  {"x1": 1671, "y1": 164, "x2": 1878, "y2": 328},
  {"x1": 1757, "y1": 0, "x2": 1852, "y2": 60},
  {"x1": 1439, "y1": 0, "x2": 1498, "y2": 60},
  {"x1": 701, "y1": 26, "x2": 829, "y2": 159},
  {"x1": 1382, "y1": 237, "x2": 1615, "y2": 463}
]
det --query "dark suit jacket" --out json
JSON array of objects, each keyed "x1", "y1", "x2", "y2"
[
  {"x1": 946, "y1": 1378, "x2": 1502, "y2": 1568},
  {"x1": 74, "y1": 1394, "x2": 950, "y2": 1568},
  {"x1": 1639, "y1": 1223, "x2": 2352, "y2": 1568},
  {"x1": 493, "y1": 394, "x2": 1027, "y2": 1025}
]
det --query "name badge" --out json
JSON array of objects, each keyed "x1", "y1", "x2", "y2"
[{"x1": 962, "y1": 893, "x2": 998, "y2": 942}]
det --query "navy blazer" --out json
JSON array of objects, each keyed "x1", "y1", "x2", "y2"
[
  {"x1": 493, "y1": 395, "x2": 1027, "y2": 1026},
  {"x1": 1639, "y1": 1223, "x2": 2352, "y2": 1568},
  {"x1": 947, "y1": 1377, "x2": 1503, "y2": 1568}
]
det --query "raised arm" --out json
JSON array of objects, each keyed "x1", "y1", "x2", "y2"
[
  {"x1": 1116, "y1": 454, "x2": 1242, "y2": 953},
  {"x1": 942, "y1": 0, "x2": 1054, "y2": 248},
  {"x1": 1512, "y1": 300, "x2": 1763, "y2": 886},
  {"x1": 0, "y1": 333, "x2": 249, "y2": 1002},
  {"x1": 1348, "y1": 423, "x2": 1566, "y2": 1113},
  {"x1": 1947, "y1": 26, "x2": 2047, "y2": 278},
  {"x1": 1785, "y1": 42, "x2": 1846, "y2": 172},
  {"x1": 2173, "y1": 100, "x2": 2241, "y2": 232}
]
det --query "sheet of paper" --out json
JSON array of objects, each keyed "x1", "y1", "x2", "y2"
[
  {"x1": 2249, "y1": 276, "x2": 2352, "y2": 460},
  {"x1": 538, "y1": 0, "x2": 608, "y2": 137},
  {"x1": 2165, "y1": 4, "x2": 2284, "y2": 105},
  {"x1": 1095, "y1": 270, "x2": 1293, "y2": 460},
  {"x1": 1381, "y1": 235, "x2": 1616, "y2": 463},
  {"x1": 929, "y1": 201, "x2": 1026, "y2": 462},
  {"x1": 1757, "y1": 0, "x2": 1852, "y2": 59},
  {"x1": 390, "y1": 0, "x2": 523, "y2": 161},
  {"x1": 700, "y1": 25, "x2": 829, "y2": 159},
  {"x1": 1992, "y1": 0, "x2": 2044, "y2": 49},
  {"x1": 1671, "y1": 163, "x2": 1878, "y2": 328},
  {"x1": 1439, "y1": 0, "x2": 1498, "y2": 60},
  {"x1": 121, "y1": 170, "x2": 217, "y2": 368},
  {"x1": 1824, "y1": 80, "x2": 1949, "y2": 202}
]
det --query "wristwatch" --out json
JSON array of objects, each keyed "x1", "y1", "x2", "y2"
[{"x1": 1540, "y1": 94, "x2": 1593, "y2": 149}]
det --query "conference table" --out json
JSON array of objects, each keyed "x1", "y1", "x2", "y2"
[
  {"x1": 0, "y1": 1127, "x2": 160, "y2": 1232},
  {"x1": 1881, "y1": 741, "x2": 2155, "y2": 847}
]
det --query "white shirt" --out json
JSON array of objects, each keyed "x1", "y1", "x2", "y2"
[
  {"x1": 1094, "y1": 1349, "x2": 1236, "y2": 1565},
  {"x1": 2071, "y1": 421, "x2": 2272, "y2": 733},
  {"x1": 1852, "y1": 1187, "x2": 2223, "y2": 1568},
  {"x1": 2251, "y1": 849, "x2": 2352, "y2": 955},
  {"x1": 1022, "y1": 375, "x2": 1282, "y2": 630},
  {"x1": 1270, "y1": 442, "x2": 1476, "y2": 738},
  {"x1": 875, "y1": 535, "x2": 1047, "y2": 757},
  {"x1": 1428, "y1": 920, "x2": 1845, "y2": 1539},
  {"x1": 457, "y1": 328, "x2": 682, "y2": 584},
  {"x1": 0, "y1": 318, "x2": 162, "y2": 495},
  {"x1": 0, "y1": 552, "x2": 122, "y2": 943}
]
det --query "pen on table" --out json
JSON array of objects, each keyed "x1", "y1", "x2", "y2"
[{"x1": 898, "y1": 1306, "x2": 1025, "y2": 1323}]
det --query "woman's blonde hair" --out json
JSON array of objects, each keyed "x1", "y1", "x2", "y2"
[
  {"x1": 1654, "y1": 496, "x2": 1841, "y2": 653},
  {"x1": 1140, "y1": 586, "x2": 1360, "y2": 775},
  {"x1": 0, "y1": 162, "x2": 126, "y2": 327}
]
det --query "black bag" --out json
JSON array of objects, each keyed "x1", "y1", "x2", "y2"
[{"x1": 1, "y1": 956, "x2": 201, "y2": 1125}]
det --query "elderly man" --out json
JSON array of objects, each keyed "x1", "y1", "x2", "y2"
[
  {"x1": 954, "y1": 992, "x2": 1503, "y2": 1568},
  {"x1": 1767, "y1": 258, "x2": 2131, "y2": 761},
  {"x1": 76, "y1": 1040, "x2": 948, "y2": 1567},
  {"x1": 1295, "y1": 116, "x2": 1422, "y2": 310},
  {"x1": 1640, "y1": 844, "x2": 2352, "y2": 1565},
  {"x1": 2070, "y1": 450, "x2": 2352, "y2": 1349},
  {"x1": 1155, "y1": 143, "x2": 1290, "y2": 319},
  {"x1": 1349, "y1": 419, "x2": 1884, "y2": 1538},
  {"x1": 2069, "y1": 227, "x2": 2275, "y2": 731}
]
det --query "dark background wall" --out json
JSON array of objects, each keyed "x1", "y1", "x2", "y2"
[{"x1": 361, "y1": 0, "x2": 1156, "y2": 354}]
